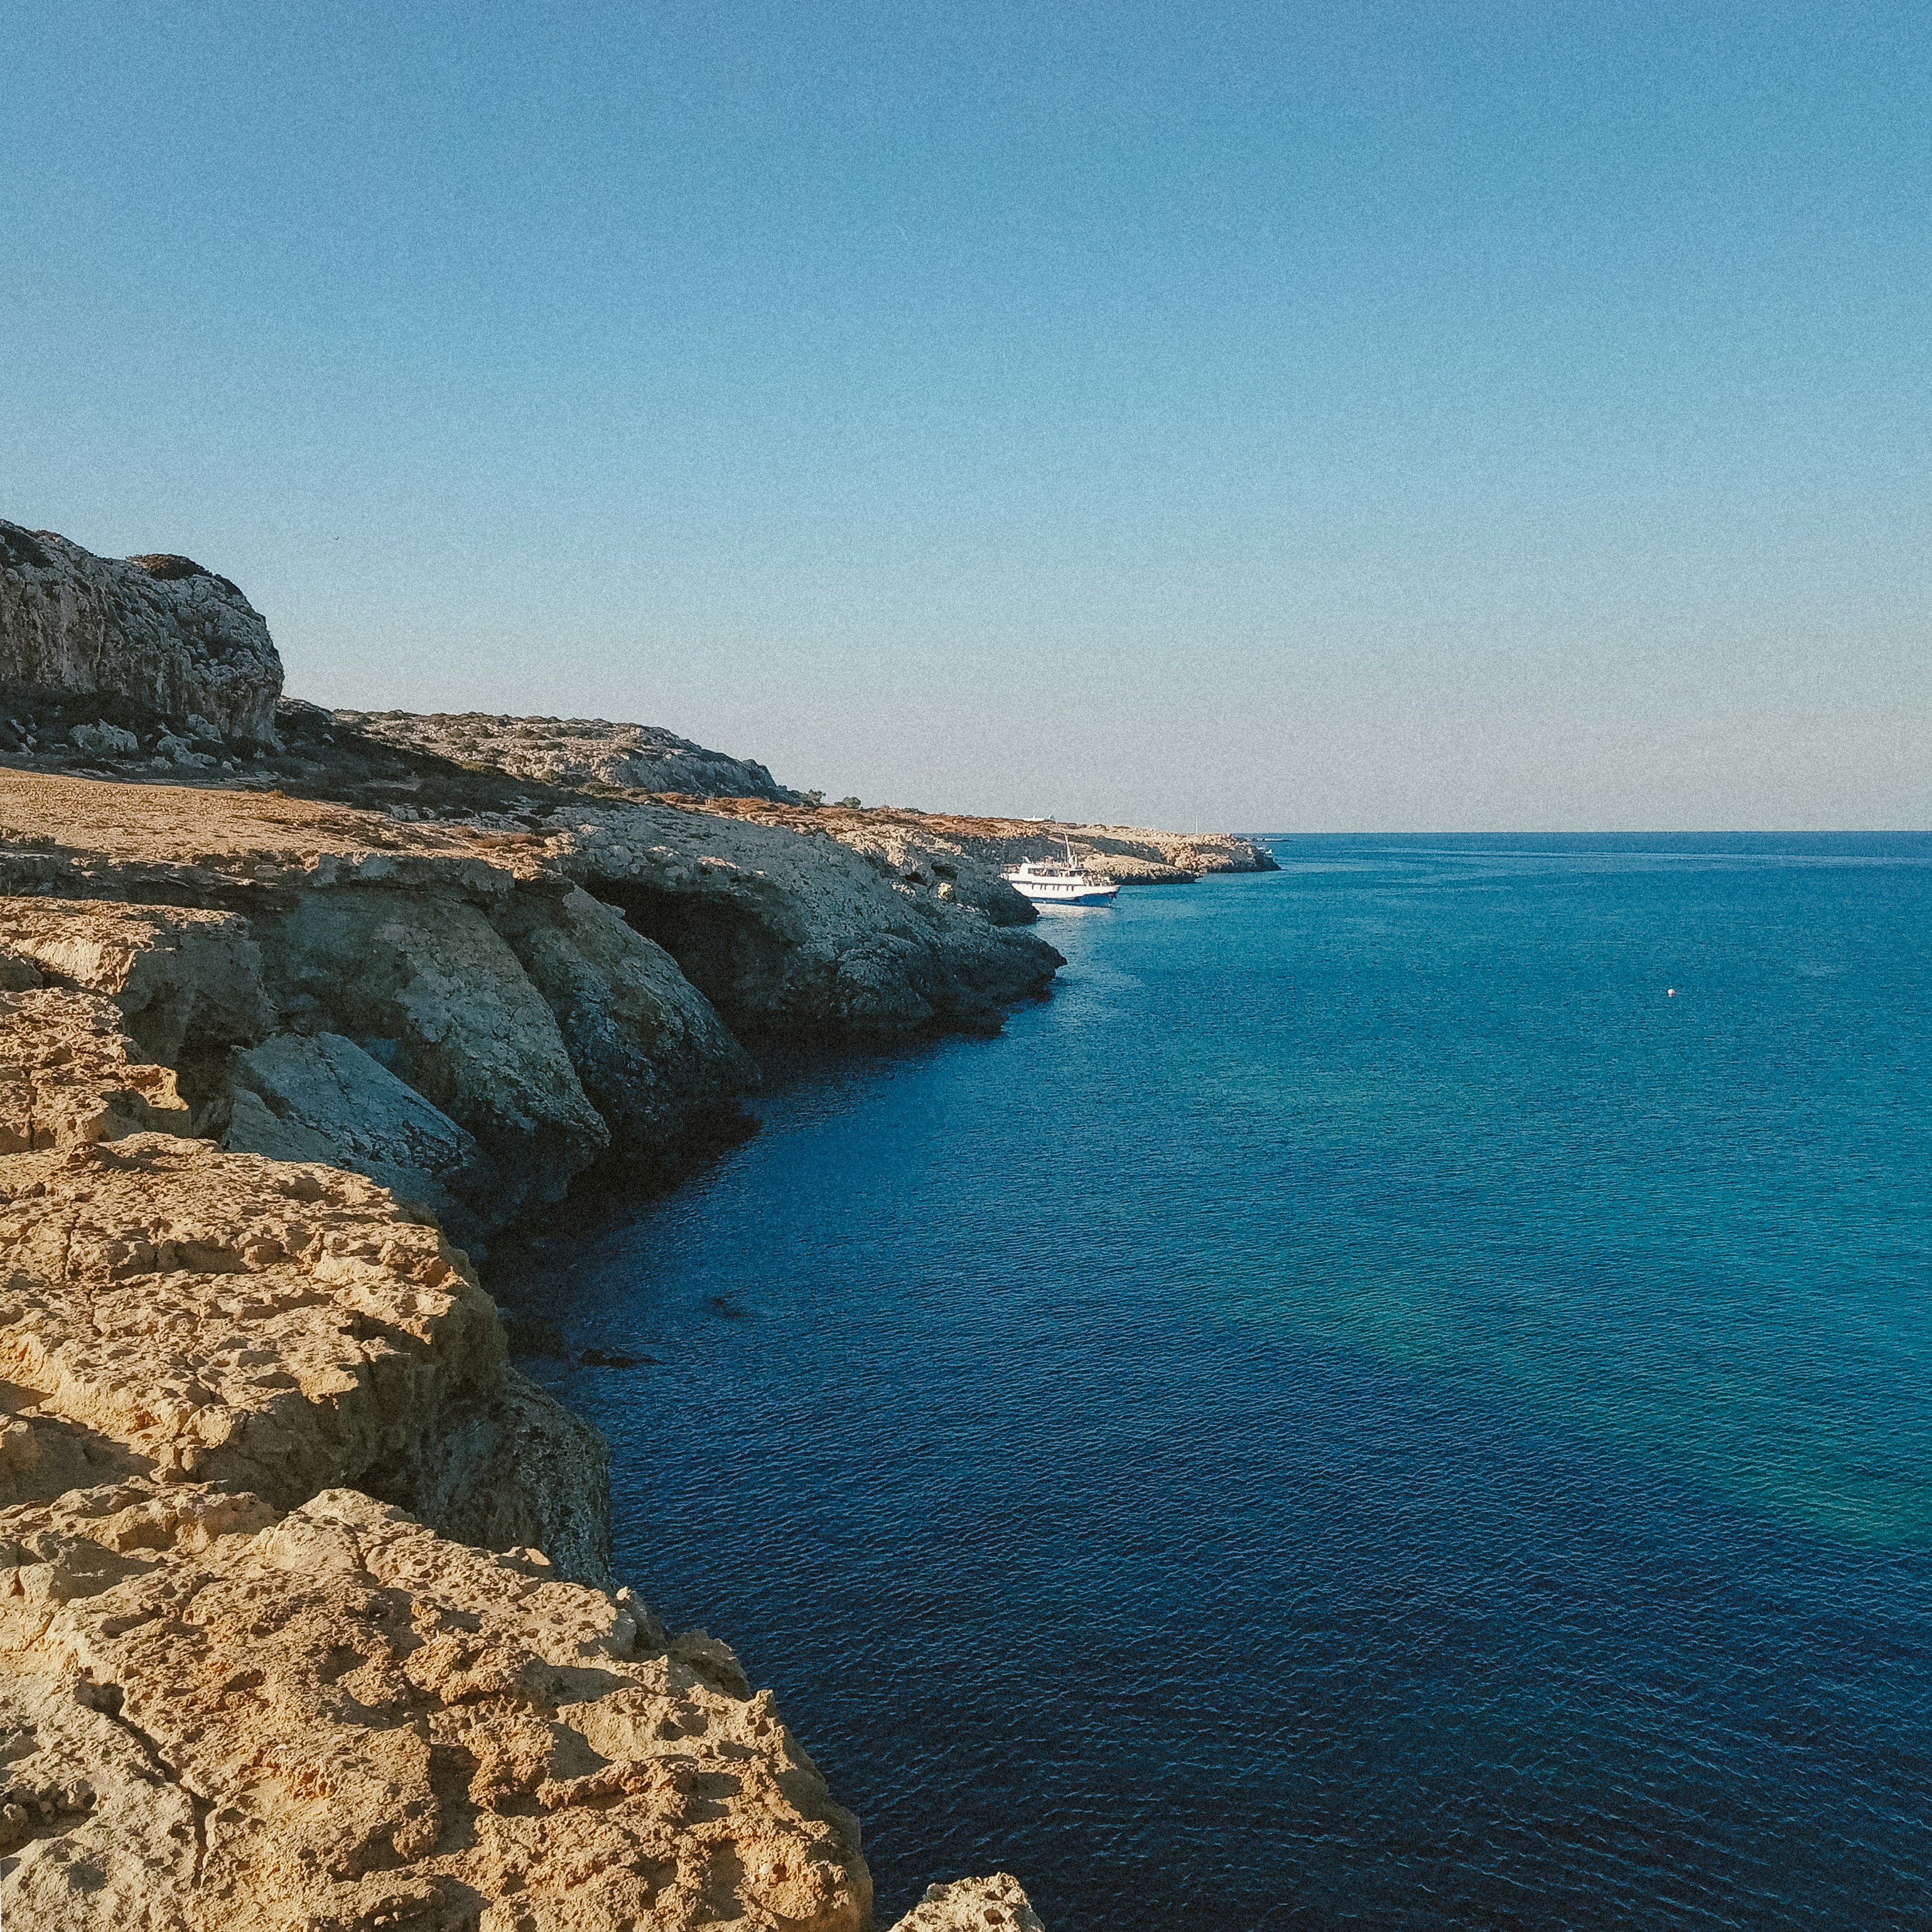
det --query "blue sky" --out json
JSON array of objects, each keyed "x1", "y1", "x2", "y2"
[{"x1": 4, "y1": 2, "x2": 1928, "y2": 827}]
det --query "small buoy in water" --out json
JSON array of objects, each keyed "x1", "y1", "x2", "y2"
[{"x1": 1667, "y1": 988, "x2": 1675, "y2": 997}]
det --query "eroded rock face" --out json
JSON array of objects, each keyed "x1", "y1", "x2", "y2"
[
  {"x1": 337, "y1": 708, "x2": 801, "y2": 802},
  {"x1": 225, "y1": 1029, "x2": 499, "y2": 1249},
  {"x1": 0, "y1": 896, "x2": 271, "y2": 1127},
  {"x1": 0, "y1": 522, "x2": 283, "y2": 744},
  {"x1": 0, "y1": 1481, "x2": 870, "y2": 1932},
  {"x1": 545, "y1": 804, "x2": 1064, "y2": 1037},
  {"x1": 492, "y1": 884, "x2": 759, "y2": 1150},
  {"x1": 257, "y1": 885, "x2": 611, "y2": 1218},
  {"x1": 0, "y1": 987, "x2": 192, "y2": 1153},
  {"x1": 0, "y1": 1135, "x2": 605, "y2": 1575}
]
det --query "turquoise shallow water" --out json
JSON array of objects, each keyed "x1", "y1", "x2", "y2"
[{"x1": 510, "y1": 834, "x2": 1932, "y2": 1929}]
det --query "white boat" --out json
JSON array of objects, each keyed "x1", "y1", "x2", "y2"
[{"x1": 1002, "y1": 839, "x2": 1120, "y2": 906}]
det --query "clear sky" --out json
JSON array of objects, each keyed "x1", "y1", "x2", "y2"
[{"x1": 4, "y1": 2, "x2": 1928, "y2": 828}]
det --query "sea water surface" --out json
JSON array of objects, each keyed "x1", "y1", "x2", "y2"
[{"x1": 508, "y1": 834, "x2": 1932, "y2": 1930}]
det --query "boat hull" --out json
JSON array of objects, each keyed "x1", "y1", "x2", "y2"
[{"x1": 1009, "y1": 883, "x2": 1118, "y2": 906}]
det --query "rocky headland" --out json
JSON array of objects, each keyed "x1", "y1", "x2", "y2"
[{"x1": 0, "y1": 521, "x2": 1264, "y2": 1927}]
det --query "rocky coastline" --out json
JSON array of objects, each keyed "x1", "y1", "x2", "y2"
[{"x1": 0, "y1": 521, "x2": 1253, "y2": 1928}]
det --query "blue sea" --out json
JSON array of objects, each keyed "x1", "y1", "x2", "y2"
[{"x1": 509, "y1": 834, "x2": 1932, "y2": 1931}]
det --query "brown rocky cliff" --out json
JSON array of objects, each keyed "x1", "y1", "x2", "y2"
[
  {"x1": 0, "y1": 527, "x2": 1093, "y2": 1925},
  {"x1": 0, "y1": 1481, "x2": 872, "y2": 1931},
  {"x1": 0, "y1": 769, "x2": 1054, "y2": 1929}
]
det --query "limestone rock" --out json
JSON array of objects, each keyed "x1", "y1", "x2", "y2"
[
  {"x1": 0, "y1": 987, "x2": 192, "y2": 1153},
  {"x1": 0, "y1": 1136, "x2": 602, "y2": 1576},
  {"x1": 546, "y1": 804, "x2": 1064, "y2": 1037},
  {"x1": 492, "y1": 883, "x2": 758, "y2": 1151},
  {"x1": 0, "y1": 768, "x2": 1067, "y2": 1057},
  {"x1": 224, "y1": 1029, "x2": 497, "y2": 1248},
  {"x1": 337, "y1": 707, "x2": 801, "y2": 801},
  {"x1": 68, "y1": 720, "x2": 139, "y2": 758},
  {"x1": 0, "y1": 897, "x2": 270, "y2": 1123},
  {"x1": 257, "y1": 885, "x2": 610, "y2": 1216},
  {"x1": 0, "y1": 1481, "x2": 870, "y2": 1932},
  {"x1": 807, "y1": 822, "x2": 1036, "y2": 925},
  {"x1": 888, "y1": 1874, "x2": 1047, "y2": 1932},
  {"x1": 0, "y1": 521, "x2": 283, "y2": 743},
  {"x1": 407, "y1": 1363, "x2": 613, "y2": 1590},
  {"x1": 0, "y1": 1626, "x2": 209, "y2": 1927}
]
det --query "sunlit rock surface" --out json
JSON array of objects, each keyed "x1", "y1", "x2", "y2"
[{"x1": 0, "y1": 522, "x2": 283, "y2": 744}]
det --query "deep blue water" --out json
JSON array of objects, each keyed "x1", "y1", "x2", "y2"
[{"x1": 509, "y1": 834, "x2": 1932, "y2": 1931}]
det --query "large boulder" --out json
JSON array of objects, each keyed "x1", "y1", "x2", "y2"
[
  {"x1": 888, "y1": 1875, "x2": 1047, "y2": 1932},
  {"x1": 0, "y1": 521, "x2": 282, "y2": 743},
  {"x1": 0, "y1": 895, "x2": 270, "y2": 1061},
  {"x1": 0, "y1": 895, "x2": 272, "y2": 1130},
  {"x1": 224, "y1": 1029, "x2": 499, "y2": 1249},
  {"x1": 255, "y1": 882, "x2": 611, "y2": 1217},
  {"x1": 492, "y1": 883, "x2": 758, "y2": 1150}
]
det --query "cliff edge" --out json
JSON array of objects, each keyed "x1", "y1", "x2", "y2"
[
  {"x1": 0, "y1": 520, "x2": 1301, "y2": 1927},
  {"x1": 0, "y1": 764, "x2": 1057, "y2": 1926}
]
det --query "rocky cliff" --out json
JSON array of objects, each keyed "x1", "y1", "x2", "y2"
[
  {"x1": 0, "y1": 765, "x2": 1057, "y2": 1929},
  {"x1": 0, "y1": 522, "x2": 1306, "y2": 1928},
  {"x1": 0, "y1": 523, "x2": 283, "y2": 745},
  {"x1": 0, "y1": 1480, "x2": 873, "y2": 1931},
  {"x1": 691, "y1": 798, "x2": 1278, "y2": 885}
]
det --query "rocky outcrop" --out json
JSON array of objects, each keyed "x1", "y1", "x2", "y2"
[
  {"x1": 0, "y1": 772, "x2": 1055, "y2": 1207},
  {"x1": 337, "y1": 708, "x2": 801, "y2": 802},
  {"x1": 225, "y1": 1030, "x2": 499, "y2": 1249},
  {"x1": 257, "y1": 878, "x2": 613, "y2": 1220},
  {"x1": 0, "y1": 1480, "x2": 870, "y2": 1931},
  {"x1": 492, "y1": 883, "x2": 760, "y2": 1152},
  {"x1": 0, "y1": 897, "x2": 271, "y2": 1125},
  {"x1": 0, "y1": 988, "x2": 192, "y2": 1153},
  {"x1": 544, "y1": 803, "x2": 1063, "y2": 1037},
  {"x1": 0, "y1": 1133, "x2": 607, "y2": 1579},
  {"x1": 887, "y1": 1875, "x2": 1047, "y2": 1931},
  {"x1": 0, "y1": 522, "x2": 283, "y2": 744}
]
